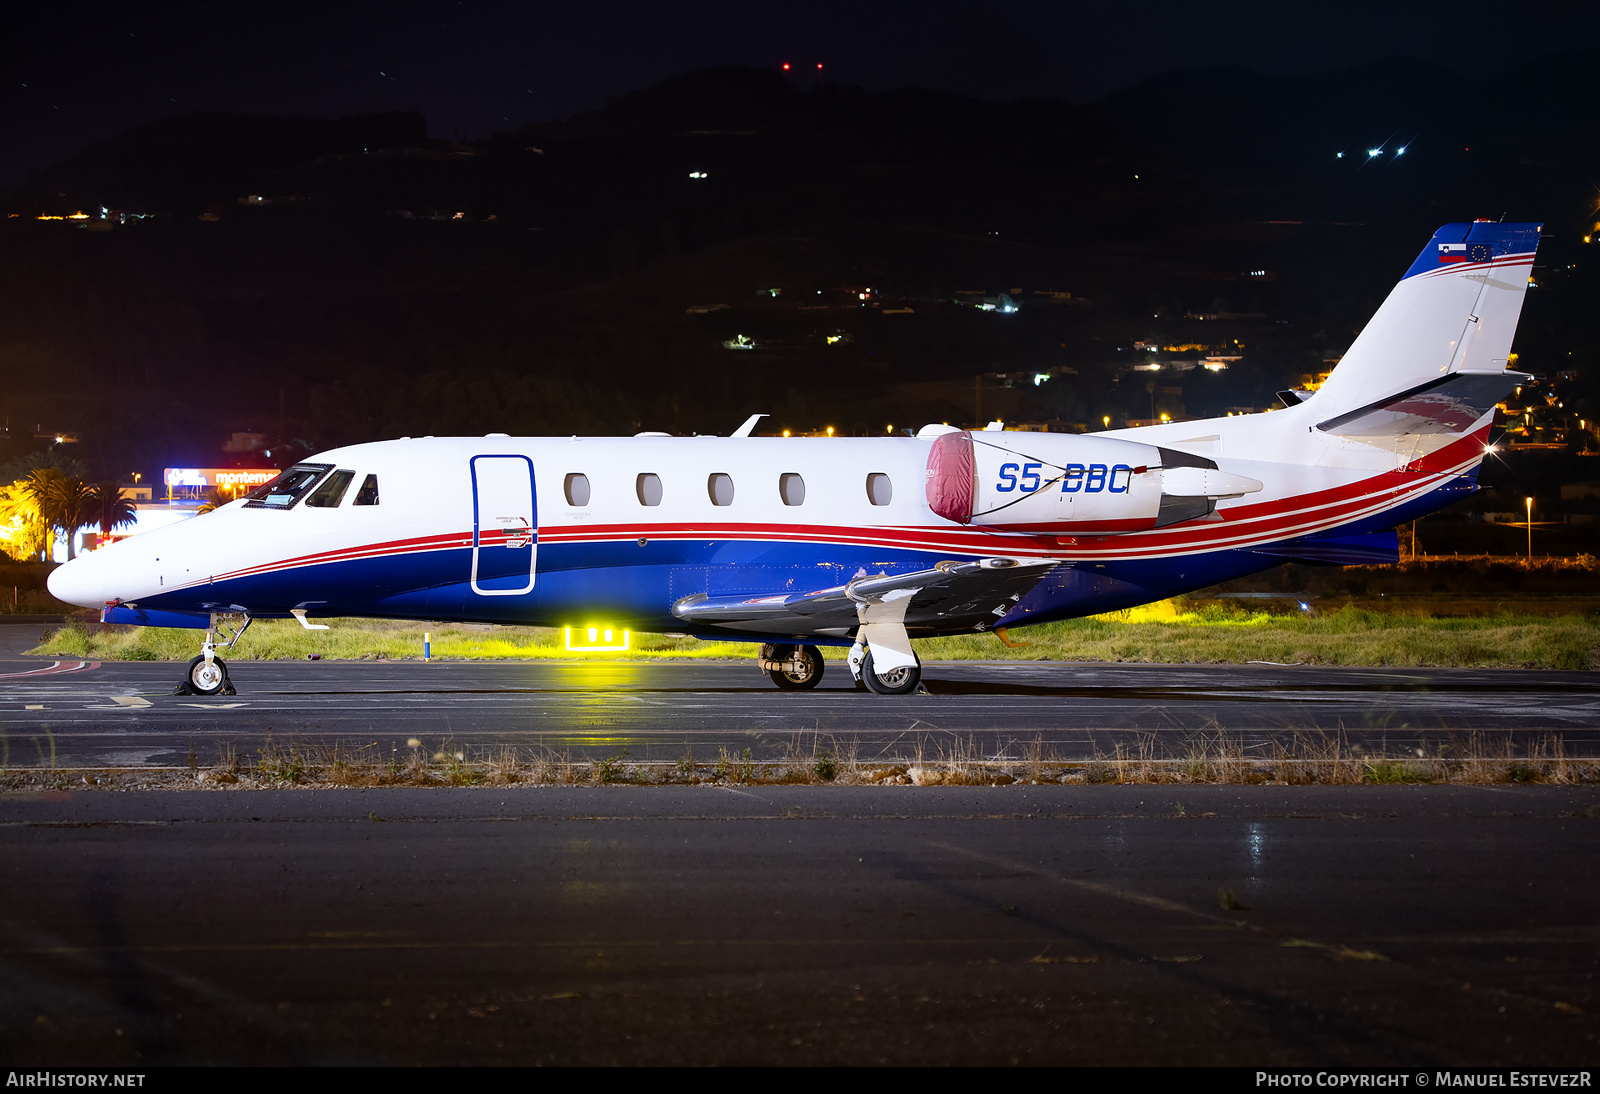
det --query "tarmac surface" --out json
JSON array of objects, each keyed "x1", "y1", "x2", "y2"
[
  {"x1": 1, "y1": 784, "x2": 1597, "y2": 1065},
  {"x1": 1, "y1": 624, "x2": 1597, "y2": 768},
  {"x1": 3, "y1": 624, "x2": 1599, "y2": 1065}
]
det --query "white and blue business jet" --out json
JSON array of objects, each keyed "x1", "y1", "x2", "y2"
[{"x1": 50, "y1": 221, "x2": 1541, "y2": 696}]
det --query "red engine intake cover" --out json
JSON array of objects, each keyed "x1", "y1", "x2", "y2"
[{"x1": 924, "y1": 431, "x2": 975, "y2": 524}]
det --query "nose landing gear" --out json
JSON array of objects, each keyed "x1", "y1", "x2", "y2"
[
  {"x1": 182, "y1": 653, "x2": 232, "y2": 696},
  {"x1": 173, "y1": 613, "x2": 250, "y2": 696}
]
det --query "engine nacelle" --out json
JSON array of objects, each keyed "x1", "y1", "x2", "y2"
[{"x1": 924, "y1": 430, "x2": 1261, "y2": 534}]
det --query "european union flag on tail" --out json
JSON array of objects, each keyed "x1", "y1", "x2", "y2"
[{"x1": 1438, "y1": 242, "x2": 1495, "y2": 264}]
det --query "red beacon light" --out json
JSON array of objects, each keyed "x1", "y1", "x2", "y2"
[{"x1": 782, "y1": 62, "x2": 791, "y2": 70}]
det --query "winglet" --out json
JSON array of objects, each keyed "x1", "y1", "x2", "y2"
[{"x1": 732, "y1": 414, "x2": 768, "y2": 437}]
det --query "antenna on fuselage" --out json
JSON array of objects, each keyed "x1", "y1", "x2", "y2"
[{"x1": 732, "y1": 413, "x2": 768, "y2": 437}]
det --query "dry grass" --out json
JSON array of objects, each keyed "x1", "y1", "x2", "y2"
[{"x1": 5, "y1": 728, "x2": 1592, "y2": 792}]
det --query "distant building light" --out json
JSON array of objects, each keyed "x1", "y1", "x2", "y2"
[
  {"x1": 1033, "y1": 373, "x2": 1050, "y2": 386},
  {"x1": 1336, "y1": 151, "x2": 1344, "y2": 159},
  {"x1": 1396, "y1": 146, "x2": 1406, "y2": 156},
  {"x1": 1367, "y1": 148, "x2": 1382, "y2": 157},
  {"x1": 689, "y1": 171, "x2": 708, "y2": 179}
]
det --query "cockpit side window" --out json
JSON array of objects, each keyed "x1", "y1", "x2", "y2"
[
  {"x1": 353, "y1": 474, "x2": 380, "y2": 506},
  {"x1": 305, "y1": 470, "x2": 355, "y2": 508},
  {"x1": 243, "y1": 464, "x2": 333, "y2": 510}
]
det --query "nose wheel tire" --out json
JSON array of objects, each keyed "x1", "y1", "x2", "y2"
[
  {"x1": 861, "y1": 649, "x2": 920, "y2": 695},
  {"x1": 184, "y1": 655, "x2": 230, "y2": 696},
  {"x1": 763, "y1": 644, "x2": 825, "y2": 690}
]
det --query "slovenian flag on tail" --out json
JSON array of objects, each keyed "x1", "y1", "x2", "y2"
[{"x1": 1439, "y1": 242, "x2": 1494, "y2": 264}]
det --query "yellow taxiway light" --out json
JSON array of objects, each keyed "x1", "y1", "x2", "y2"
[{"x1": 564, "y1": 626, "x2": 630, "y2": 652}]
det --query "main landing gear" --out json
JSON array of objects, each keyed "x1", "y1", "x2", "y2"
[
  {"x1": 849, "y1": 641, "x2": 922, "y2": 695},
  {"x1": 174, "y1": 613, "x2": 251, "y2": 696},
  {"x1": 759, "y1": 644, "x2": 825, "y2": 690}
]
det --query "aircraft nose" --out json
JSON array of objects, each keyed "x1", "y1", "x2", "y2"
[{"x1": 47, "y1": 552, "x2": 117, "y2": 609}]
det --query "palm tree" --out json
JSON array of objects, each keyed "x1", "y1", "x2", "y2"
[
  {"x1": 23, "y1": 471, "x2": 96, "y2": 560},
  {"x1": 47, "y1": 476, "x2": 95, "y2": 560},
  {"x1": 88, "y1": 480, "x2": 137, "y2": 544},
  {"x1": 196, "y1": 487, "x2": 226, "y2": 515},
  {"x1": 21, "y1": 470, "x2": 63, "y2": 560}
]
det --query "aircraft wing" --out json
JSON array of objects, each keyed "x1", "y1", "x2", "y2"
[{"x1": 670, "y1": 557, "x2": 1060, "y2": 638}]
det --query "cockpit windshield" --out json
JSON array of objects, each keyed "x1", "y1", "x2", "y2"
[
  {"x1": 243, "y1": 463, "x2": 334, "y2": 509},
  {"x1": 305, "y1": 470, "x2": 355, "y2": 508}
]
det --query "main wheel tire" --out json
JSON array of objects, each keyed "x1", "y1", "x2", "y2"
[
  {"x1": 861, "y1": 649, "x2": 920, "y2": 695},
  {"x1": 768, "y1": 644, "x2": 825, "y2": 690},
  {"x1": 186, "y1": 655, "x2": 227, "y2": 696}
]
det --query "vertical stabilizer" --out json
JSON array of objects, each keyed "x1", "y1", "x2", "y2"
[{"x1": 1311, "y1": 222, "x2": 1541, "y2": 423}]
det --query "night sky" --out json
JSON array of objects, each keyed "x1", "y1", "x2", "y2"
[{"x1": 0, "y1": 0, "x2": 1564, "y2": 184}]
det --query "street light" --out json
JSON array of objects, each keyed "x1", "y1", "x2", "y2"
[{"x1": 1525, "y1": 496, "x2": 1533, "y2": 562}]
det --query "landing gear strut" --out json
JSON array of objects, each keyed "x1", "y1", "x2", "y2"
[
  {"x1": 759, "y1": 643, "x2": 825, "y2": 690},
  {"x1": 173, "y1": 613, "x2": 249, "y2": 696}
]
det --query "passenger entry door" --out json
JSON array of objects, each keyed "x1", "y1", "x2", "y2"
[{"x1": 470, "y1": 455, "x2": 537, "y2": 596}]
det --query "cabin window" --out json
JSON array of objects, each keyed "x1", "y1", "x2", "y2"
[
  {"x1": 866, "y1": 472, "x2": 893, "y2": 506},
  {"x1": 305, "y1": 470, "x2": 355, "y2": 508},
  {"x1": 636, "y1": 473, "x2": 663, "y2": 506},
  {"x1": 564, "y1": 473, "x2": 591, "y2": 507},
  {"x1": 243, "y1": 463, "x2": 332, "y2": 510},
  {"x1": 353, "y1": 474, "x2": 380, "y2": 506},
  {"x1": 708, "y1": 473, "x2": 735, "y2": 506},
  {"x1": 779, "y1": 473, "x2": 806, "y2": 506}
]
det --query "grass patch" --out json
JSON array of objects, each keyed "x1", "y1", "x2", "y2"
[
  {"x1": 31, "y1": 618, "x2": 752, "y2": 663},
  {"x1": 29, "y1": 600, "x2": 1600, "y2": 670},
  {"x1": 921, "y1": 603, "x2": 1600, "y2": 670}
]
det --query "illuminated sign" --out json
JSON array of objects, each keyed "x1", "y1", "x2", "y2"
[
  {"x1": 564, "y1": 626, "x2": 630, "y2": 652},
  {"x1": 163, "y1": 468, "x2": 277, "y2": 489}
]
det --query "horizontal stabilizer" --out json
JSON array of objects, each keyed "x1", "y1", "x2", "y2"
[
  {"x1": 673, "y1": 557, "x2": 1058, "y2": 637},
  {"x1": 1316, "y1": 371, "x2": 1526, "y2": 438},
  {"x1": 1249, "y1": 531, "x2": 1399, "y2": 567}
]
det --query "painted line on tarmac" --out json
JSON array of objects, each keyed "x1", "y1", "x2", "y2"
[{"x1": 0, "y1": 661, "x2": 99, "y2": 679}]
